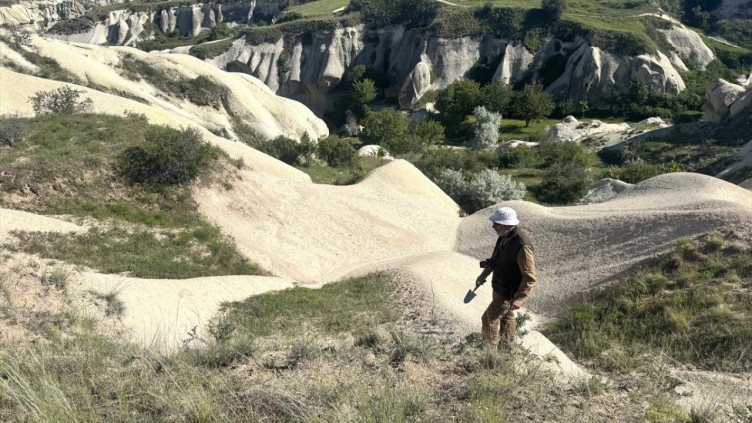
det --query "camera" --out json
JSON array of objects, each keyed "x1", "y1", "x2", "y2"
[{"x1": 479, "y1": 258, "x2": 495, "y2": 269}]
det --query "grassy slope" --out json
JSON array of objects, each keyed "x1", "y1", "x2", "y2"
[
  {"x1": 548, "y1": 229, "x2": 752, "y2": 373},
  {"x1": 0, "y1": 113, "x2": 264, "y2": 278},
  {"x1": 0, "y1": 271, "x2": 679, "y2": 422}
]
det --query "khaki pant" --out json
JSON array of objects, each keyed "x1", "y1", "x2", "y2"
[{"x1": 481, "y1": 291, "x2": 516, "y2": 347}]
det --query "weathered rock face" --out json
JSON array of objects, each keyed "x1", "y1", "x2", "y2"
[
  {"x1": 703, "y1": 79, "x2": 749, "y2": 122},
  {"x1": 545, "y1": 42, "x2": 685, "y2": 103},
  {"x1": 2, "y1": 0, "x2": 280, "y2": 42},
  {"x1": 657, "y1": 25, "x2": 715, "y2": 70},
  {"x1": 0, "y1": 0, "x2": 86, "y2": 26},
  {"x1": 210, "y1": 26, "x2": 695, "y2": 115}
]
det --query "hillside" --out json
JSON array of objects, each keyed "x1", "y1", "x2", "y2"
[{"x1": 1, "y1": 5, "x2": 752, "y2": 420}]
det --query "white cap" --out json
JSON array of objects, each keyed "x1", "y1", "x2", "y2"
[{"x1": 489, "y1": 207, "x2": 519, "y2": 225}]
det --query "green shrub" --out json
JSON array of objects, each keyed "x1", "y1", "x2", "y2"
[
  {"x1": 537, "y1": 140, "x2": 588, "y2": 168},
  {"x1": 535, "y1": 162, "x2": 591, "y2": 204},
  {"x1": 614, "y1": 162, "x2": 664, "y2": 184},
  {"x1": 0, "y1": 114, "x2": 28, "y2": 146},
  {"x1": 499, "y1": 145, "x2": 541, "y2": 168},
  {"x1": 412, "y1": 148, "x2": 490, "y2": 180},
  {"x1": 258, "y1": 136, "x2": 301, "y2": 165},
  {"x1": 360, "y1": 109, "x2": 410, "y2": 154},
  {"x1": 318, "y1": 136, "x2": 357, "y2": 167},
  {"x1": 207, "y1": 22, "x2": 236, "y2": 41},
  {"x1": 29, "y1": 86, "x2": 93, "y2": 115},
  {"x1": 117, "y1": 126, "x2": 218, "y2": 186}
]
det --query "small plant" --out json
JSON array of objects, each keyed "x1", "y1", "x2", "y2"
[
  {"x1": 8, "y1": 24, "x2": 32, "y2": 48},
  {"x1": 297, "y1": 133, "x2": 317, "y2": 167},
  {"x1": 29, "y1": 86, "x2": 93, "y2": 115},
  {"x1": 41, "y1": 268, "x2": 70, "y2": 291},
  {"x1": 91, "y1": 290, "x2": 126, "y2": 317}
]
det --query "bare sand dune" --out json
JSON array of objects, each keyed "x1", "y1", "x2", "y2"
[
  {"x1": 0, "y1": 208, "x2": 85, "y2": 242},
  {"x1": 194, "y1": 159, "x2": 462, "y2": 283},
  {"x1": 457, "y1": 172, "x2": 752, "y2": 316},
  {"x1": 73, "y1": 272, "x2": 300, "y2": 348}
]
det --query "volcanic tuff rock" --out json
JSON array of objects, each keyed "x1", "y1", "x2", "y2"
[
  {"x1": 3, "y1": 3, "x2": 721, "y2": 113},
  {"x1": 702, "y1": 78, "x2": 750, "y2": 123},
  {"x1": 0, "y1": 0, "x2": 85, "y2": 26}
]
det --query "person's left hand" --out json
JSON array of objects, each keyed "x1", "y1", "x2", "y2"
[{"x1": 510, "y1": 299, "x2": 524, "y2": 310}]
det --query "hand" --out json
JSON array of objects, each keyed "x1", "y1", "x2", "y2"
[
  {"x1": 475, "y1": 276, "x2": 486, "y2": 288},
  {"x1": 510, "y1": 299, "x2": 524, "y2": 310}
]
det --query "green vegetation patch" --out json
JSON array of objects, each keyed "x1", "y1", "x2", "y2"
[
  {"x1": 548, "y1": 230, "x2": 752, "y2": 372},
  {"x1": 222, "y1": 273, "x2": 396, "y2": 337},
  {"x1": 300, "y1": 156, "x2": 390, "y2": 185},
  {"x1": 8, "y1": 225, "x2": 262, "y2": 279},
  {"x1": 0, "y1": 113, "x2": 266, "y2": 278},
  {"x1": 119, "y1": 57, "x2": 224, "y2": 107}
]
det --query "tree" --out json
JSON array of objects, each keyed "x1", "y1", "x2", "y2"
[
  {"x1": 578, "y1": 100, "x2": 589, "y2": 119},
  {"x1": 514, "y1": 82, "x2": 554, "y2": 127},
  {"x1": 436, "y1": 169, "x2": 526, "y2": 213},
  {"x1": 298, "y1": 133, "x2": 317, "y2": 167},
  {"x1": 352, "y1": 78, "x2": 377, "y2": 114},
  {"x1": 360, "y1": 109, "x2": 409, "y2": 153},
  {"x1": 481, "y1": 81, "x2": 514, "y2": 115},
  {"x1": 541, "y1": 0, "x2": 567, "y2": 20},
  {"x1": 470, "y1": 106, "x2": 502, "y2": 150},
  {"x1": 435, "y1": 79, "x2": 482, "y2": 132}
]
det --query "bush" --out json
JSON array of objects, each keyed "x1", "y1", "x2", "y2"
[
  {"x1": 0, "y1": 114, "x2": 28, "y2": 146},
  {"x1": 535, "y1": 162, "x2": 591, "y2": 204},
  {"x1": 498, "y1": 145, "x2": 541, "y2": 168},
  {"x1": 466, "y1": 169, "x2": 525, "y2": 212},
  {"x1": 435, "y1": 168, "x2": 525, "y2": 213},
  {"x1": 29, "y1": 86, "x2": 93, "y2": 115},
  {"x1": 258, "y1": 136, "x2": 301, "y2": 165},
  {"x1": 469, "y1": 106, "x2": 502, "y2": 151},
  {"x1": 612, "y1": 162, "x2": 665, "y2": 184},
  {"x1": 318, "y1": 136, "x2": 357, "y2": 167},
  {"x1": 412, "y1": 148, "x2": 489, "y2": 180},
  {"x1": 409, "y1": 120, "x2": 445, "y2": 146},
  {"x1": 537, "y1": 140, "x2": 588, "y2": 168},
  {"x1": 117, "y1": 126, "x2": 218, "y2": 186}
]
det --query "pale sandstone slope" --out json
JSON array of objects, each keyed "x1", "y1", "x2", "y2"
[
  {"x1": 456, "y1": 173, "x2": 752, "y2": 316},
  {"x1": 0, "y1": 35, "x2": 328, "y2": 142},
  {"x1": 194, "y1": 159, "x2": 463, "y2": 283}
]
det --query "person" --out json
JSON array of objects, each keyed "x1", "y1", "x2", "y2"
[{"x1": 475, "y1": 206, "x2": 537, "y2": 348}]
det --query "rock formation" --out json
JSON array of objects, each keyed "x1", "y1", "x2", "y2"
[{"x1": 702, "y1": 78, "x2": 750, "y2": 123}]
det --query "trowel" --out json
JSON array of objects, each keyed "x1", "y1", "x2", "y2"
[{"x1": 463, "y1": 286, "x2": 479, "y2": 304}]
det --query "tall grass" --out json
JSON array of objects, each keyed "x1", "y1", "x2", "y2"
[{"x1": 548, "y1": 230, "x2": 752, "y2": 372}]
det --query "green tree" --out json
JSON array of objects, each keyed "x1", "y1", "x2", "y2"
[
  {"x1": 514, "y1": 82, "x2": 554, "y2": 127},
  {"x1": 360, "y1": 109, "x2": 410, "y2": 153},
  {"x1": 435, "y1": 79, "x2": 482, "y2": 132},
  {"x1": 409, "y1": 120, "x2": 445, "y2": 145},
  {"x1": 298, "y1": 133, "x2": 317, "y2": 167},
  {"x1": 352, "y1": 78, "x2": 377, "y2": 113},
  {"x1": 535, "y1": 162, "x2": 591, "y2": 204},
  {"x1": 481, "y1": 81, "x2": 514, "y2": 115},
  {"x1": 318, "y1": 136, "x2": 357, "y2": 167},
  {"x1": 541, "y1": 0, "x2": 567, "y2": 20}
]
